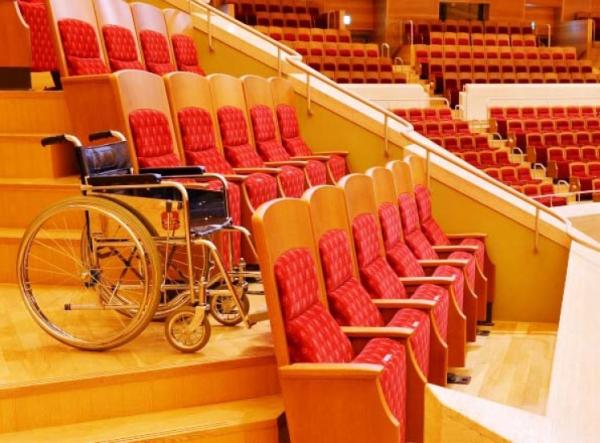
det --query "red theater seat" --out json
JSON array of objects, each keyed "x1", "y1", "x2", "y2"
[
  {"x1": 57, "y1": 19, "x2": 110, "y2": 75},
  {"x1": 139, "y1": 30, "x2": 177, "y2": 75}
]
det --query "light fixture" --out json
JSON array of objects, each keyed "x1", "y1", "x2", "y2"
[
  {"x1": 343, "y1": 14, "x2": 351, "y2": 26},
  {"x1": 531, "y1": 21, "x2": 536, "y2": 30}
]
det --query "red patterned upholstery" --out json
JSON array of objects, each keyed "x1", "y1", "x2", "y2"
[
  {"x1": 102, "y1": 25, "x2": 144, "y2": 72},
  {"x1": 57, "y1": 19, "x2": 109, "y2": 75},
  {"x1": 178, "y1": 107, "x2": 234, "y2": 174},
  {"x1": 411, "y1": 284, "x2": 448, "y2": 341},
  {"x1": 128, "y1": 109, "x2": 181, "y2": 167},
  {"x1": 397, "y1": 194, "x2": 438, "y2": 260},
  {"x1": 139, "y1": 30, "x2": 176, "y2": 75},
  {"x1": 244, "y1": 172, "x2": 278, "y2": 208},
  {"x1": 278, "y1": 165, "x2": 306, "y2": 198},
  {"x1": 217, "y1": 106, "x2": 264, "y2": 167},
  {"x1": 352, "y1": 213, "x2": 407, "y2": 300},
  {"x1": 433, "y1": 265, "x2": 464, "y2": 309},
  {"x1": 17, "y1": 1, "x2": 58, "y2": 72},
  {"x1": 171, "y1": 34, "x2": 205, "y2": 75},
  {"x1": 386, "y1": 308, "x2": 430, "y2": 377},
  {"x1": 304, "y1": 159, "x2": 327, "y2": 185},
  {"x1": 415, "y1": 185, "x2": 485, "y2": 268},
  {"x1": 353, "y1": 337, "x2": 407, "y2": 433},
  {"x1": 276, "y1": 104, "x2": 346, "y2": 181},
  {"x1": 318, "y1": 229, "x2": 383, "y2": 326}
]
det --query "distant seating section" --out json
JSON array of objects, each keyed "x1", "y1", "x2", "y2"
[
  {"x1": 227, "y1": 0, "x2": 320, "y2": 27},
  {"x1": 407, "y1": 19, "x2": 535, "y2": 45},
  {"x1": 415, "y1": 45, "x2": 596, "y2": 103},
  {"x1": 253, "y1": 25, "x2": 402, "y2": 83},
  {"x1": 41, "y1": 0, "x2": 204, "y2": 78}
]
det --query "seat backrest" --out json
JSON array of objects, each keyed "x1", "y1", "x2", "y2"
[
  {"x1": 17, "y1": 0, "x2": 59, "y2": 72},
  {"x1": 48, "y1": 0, "x2": 110, "y2": 76},
  {"x1": 339, "y1": 174, "x2": 408, "y2": 299},
  {"x1": 113, "y1": 69, "x2": 180, "y2": 170},
  {"x1": 303, "y1": 185, "x2": 383, "y2": 326},
  {"x1": 164, "y1": 72, "x2": 233, "y2": 173},
  {"x1": 130, "y1": 2, "x2": 176, "y2": 75},
  {"x1": 93, "y1": 0, "x2": 144, "y2": 72},
  {"x1": 164, "y1": 9, "x2": 204, "y2": 75},
  {"x1": 251, "y1": 198, "x2": 352, "y2": 366},
  {"x1": 76, "y1": 141, "x2": 132, "y2": 183}
]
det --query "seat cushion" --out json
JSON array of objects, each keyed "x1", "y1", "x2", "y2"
[
  {"x1": 139, "y1": 30, "x2": 176, "y2": 75},
  {"x1": 129, "y1": 109, "x2": 181, "y2": 167},
  {"x1": 398, "y1": 194, "x2": 438, "y2": 260},
  {"x1": 57, "y1": 19, "x2": 109, "y2": 75},
  {"x1": 178, "y1": 107, "x2": 234, "y2": 174},
  {"x1": 243, "y1": 172, "x2": 278, "y2": 209},
  {"x1": 433, "y1": 265, "x2": 464, "y2": 310},
  {"x1": 387, "y1": 308, "x2": 430, "y2": 378},
  {"x1": 327, "y1": 154, "x2": 347, "y2": 182},
  {"x1": 353, "y1": 337, "x2": 407, "y2": 428},
  {"x1": 278, "y1": 165, "x2": 306, "y2": 198},
  {"x1": 411, "y1": 284, "x2": 449, "y2": 341},
  {"x1": 449, "y1": 251, "x2": 476, "y2": 289},
  {"x1": 17, "y1": 1, "x2": 58, "y2": 72},
  {"x1": 305, "y1": 159, "x2": 327, "y2": 185},
  {"x1": 171, "y1": 34, "x2": 204, "y2": 75},
  {"x1": 352, "y1": 213, "x2": 407, "y2": 300},
  {"x1": 274, "y1": 248, "x2": 354, "y2": 363},
  {"x1": 102, "y1": 25, "x2": 144, "y2": 72},
  {"x1": 319, "y1": 229, "x2": 383, "y2": 327}
]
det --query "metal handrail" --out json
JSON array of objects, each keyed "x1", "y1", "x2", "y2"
[{"x1": 187, "y1": 0, "x2": 600, "y2": 254}]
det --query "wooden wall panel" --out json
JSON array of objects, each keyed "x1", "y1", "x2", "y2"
[
  {"x1": 319, "y1": 0, "x2": 375, "y2": 30},
  {"x1": 561, "y1": 0, "x2": 591, "y2": 20},
  {"x1": 525, "y1": 6, "x2": 559, "y2": 31}
]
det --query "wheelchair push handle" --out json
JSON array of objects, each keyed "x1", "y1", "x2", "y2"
[
  {"x1": 88, "y1": 130, "x2": 126, "y2": 143},
  {"x1": 41, "y1": 134, "x2": 83, "y2": 148}
]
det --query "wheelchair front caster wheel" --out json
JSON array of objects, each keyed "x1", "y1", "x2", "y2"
[
  {"x1": 210, "y1": 293, "x2": 250, "y2": 326},
  {"x1": 164, "y1": 307, "x2": 211, "y2": 353}
]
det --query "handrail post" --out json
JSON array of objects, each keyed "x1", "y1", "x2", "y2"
[
  {"x1": 409, "y1": 19, "x2": 414, "y2": 46},
  {"x1": 547, "y1": 24, "x2": 551, "y2": 47},
  {"x1": 306, "y1": 72, "x2": 312, "y2": 115},
  {"x1": 534, "y1": 207, "x2": 540, "y2": 253},
  {"x1": 207, "y1": 9, "x2": 214, "y2": 51},
  {"x1": 426, "y1": 149, "x2": 431, "y2": 187},
  {"x1": 277, "y1": 47, "x2": 282, "y2": 76},
  {"x1": 384, "y1": 114, "x2": 389, "y2": 157}
]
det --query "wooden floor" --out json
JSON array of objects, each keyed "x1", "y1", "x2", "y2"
[
  {"x1": 0, "y1": 284, "x2": 273, "y2": 387},
  {"x1": 449, "y1": 321, "x2": 557, "y2": 415}
]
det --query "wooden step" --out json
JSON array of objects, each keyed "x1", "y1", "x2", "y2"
[
  {"x1": 0, "y1": 395, "x2": 284, "y2": 443},
  {"x1": 0, "y1": 177, "x2": 79, "y2": 229},
  {"x1": 0, "y1": 91, "x2": 71, "y2": 134},
  {"x1": 0, "y1": 281, "x2": 279, "y2": 432},
  {"x1": 0, "y1": 135, "x2": 78, "y2": 178}
]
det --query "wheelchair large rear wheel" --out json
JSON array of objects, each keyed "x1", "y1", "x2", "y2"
[{"x1": 17, "y1": 196, "x2": 161, "y2": 351}]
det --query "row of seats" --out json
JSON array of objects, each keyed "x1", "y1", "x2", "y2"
[
  {"x1": 481, "y1": 176, "x2": 566, "y2": 207},
  {"x1": 507, "y1": 121, "x2": 600, "y2": 148},
  {"x1": 407, "y1": 19, "x2": 534, "y2": 45},
  {"x1": 253, "y1": 158, "x2": 492, "y2": 442},
  {"x1": 521, "y1": 132, "x2": 600, "y2": 163},
  {"x1": 429, "y1": 32, "x2": 537, "y2": 47},
  {"x1": 103, "y1": 70, "x2": 348, "y2": 267},
  {"x1": 228, "y1": 0, "x2": 321, "y2": 26},
  {"x1": 456, "y1": 150, "x2": 518, "y2": 169},
  {"x1": 256, "y1": 26, "x2": 352, "y2": 43},
  {"x1": 490, "y1": 105, "x2": 600, "y2": 137},
  {"x1": 254, "y1": 11, "x2": 313, "y2": 27},
  {"x1": 548, "y1": 148, "x2": 600, "y2": 181},
  {"x1": 40, "y1": 0, "x2": 203, "y2": 77},
  {"x1": 417, "y1": 45, "x2": 578, "y2": 61},
  {"x1": 568, "y1": 162, "x2": 600, "y2": 193},
  {"x1": 412, "y1": 120, "x2": 472, "y2": 137},
  {"x1": 392, "y1": 107, "x2": 454, "y2": 122},
  {"x1": 427, "y1": 134, "x2": 492, "y2": 152},
  {"x1": 441, "y1": 71, "x2": 599, "y2": 87},
  {"x1": 227, "y1": 0, "x2": 317, "y2": 15}
]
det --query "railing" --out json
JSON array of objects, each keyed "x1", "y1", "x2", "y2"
[{"x1": 188, "y1": 0, "x2": 600, "y2": 255}]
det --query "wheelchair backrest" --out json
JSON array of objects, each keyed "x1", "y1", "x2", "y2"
[{"x1": 75, "y1": 142, "x2": 133, "y2": 184}]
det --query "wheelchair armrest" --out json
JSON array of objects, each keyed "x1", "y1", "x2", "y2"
[
  {"x1": 139, "y1": 166, "x2": 206, "y2": 177},
  {"x1": 87, "y1": 173, "x2": 161, "y2": 187}
]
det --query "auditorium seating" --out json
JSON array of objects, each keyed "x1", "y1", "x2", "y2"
[
  {"x1": 270, "y1": 77, "x2": 349, "y2": 182},
  {"x1": 407, "y1": 19, "x2": 534, "y2": 45},
  {"x1": 253, "y1": 197, "x2": 423, "y2": 443},
  {"x1": 45, "y1": 0, "x2": 204, "y2": 78}
]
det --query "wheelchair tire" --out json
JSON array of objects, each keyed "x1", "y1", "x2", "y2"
[
  {"x1": 209, "y1": 293, "x2": 250, "y2": 326},
  {"x1": 164, "y1": 306, "x2": 211, "y2": 353},
  {"x1": 17, "y1": 196, "x2": 162, "y2": 351}
]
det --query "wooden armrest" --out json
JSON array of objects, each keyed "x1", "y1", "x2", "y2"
[
  {"x1": 233, "y1": 167, "x2": 281, "y2": 175},
  {"x1": 445, "y1": 233, "x2": 487, "y2": 240},
  {"x1": 372, "y1": 299, "x2": 436, "y2": 309},
  {"x1": 280, "y1": 363, "x2": 383, "y2": 378},
  {"x1": 398, "y1": 276, "x2": 455, "y2": 286},
  {"x1": 292, "y1": 155, "x2": 330, "y2": 161},
  {"x1": 223, "y1": 174, "x2": 248, "y2": 182},
  {"x1": 418, "y1": 259, "x2": 469, "y2": 267},
  {"x1": 319, "y1": 150, "x2": 349, "y2": 157},
  {"x1": 341, "y1": 326, "x2": 414, "y2": 338},
  {"x1": 432, "y1": 245, "x2": 478, "y2": 252},
  {"x1": 265, "y1": 160, "x2": 308, "y2": 167}
]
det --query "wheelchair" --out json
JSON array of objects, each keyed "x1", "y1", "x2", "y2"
[{"x1": 17, "y1": 131, "x2": 261, "y2": 353}]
